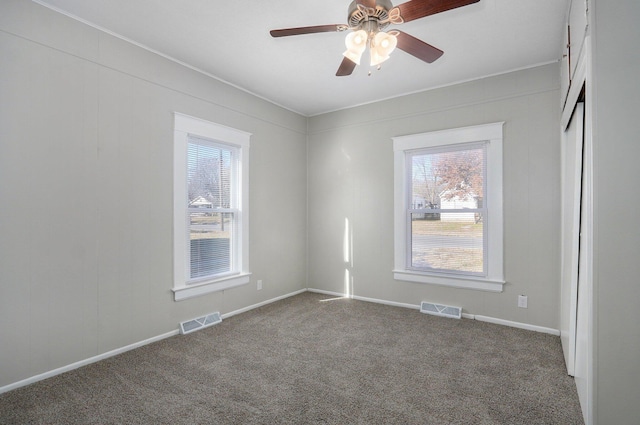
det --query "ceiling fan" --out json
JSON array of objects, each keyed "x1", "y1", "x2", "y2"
[{"x1": 270, "y1": 0, "x2": 480, "y2": 76}]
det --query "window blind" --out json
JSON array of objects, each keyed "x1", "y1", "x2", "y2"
[
  {"x1": 408, "y1": 142, "x2": 487, "y2": 275},
  {"x1": 187, "y1": 137, "x2": 236, "y2": 280}
]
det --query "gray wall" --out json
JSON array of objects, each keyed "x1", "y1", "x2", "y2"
[
  {"x1": 4, "y1": 1, "x2": 639, "y2": 421},
  {"x1": 307, "y1": 63, "x2": 562, "y2": 330},
  {"x1": 0, "y1": 0, "x2": 307, "y2": 389},
  {"x1": 591, "y1": 1, "x2": 640, "y2": 423}
]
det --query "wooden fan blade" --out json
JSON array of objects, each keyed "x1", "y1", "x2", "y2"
[
  {"x1": 395, "y1": 30, "x2": 444, "y2": 63},
  {"x1": 336, "y1": 57, "x2": 357, "y2": 76},
  {"x1": 270, "y1": 25, "x2": 347, "y2": 37},
  {"x1": 394, "y1": 0, "x2": 479, "y2": 23}
]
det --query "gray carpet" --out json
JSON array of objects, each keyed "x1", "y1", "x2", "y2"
[{"x1": 0, "y1": 292, "x2": 584, "y2": 424}]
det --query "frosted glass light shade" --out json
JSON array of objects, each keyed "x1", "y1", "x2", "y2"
[
  {"x1": 343, "y1": 30, "x2": 367, "y2": 65},
  {"x1": 370, "y1": 31, "x2": 397, "y2": 66}
]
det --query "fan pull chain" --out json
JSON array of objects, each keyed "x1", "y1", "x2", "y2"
[{"x1": 368, "y1": 64, "x2": 383, "y2": 77}]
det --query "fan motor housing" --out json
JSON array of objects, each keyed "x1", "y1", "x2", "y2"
[{"x1": 347, "y1": 0, "x2": 394, "y2": 30}]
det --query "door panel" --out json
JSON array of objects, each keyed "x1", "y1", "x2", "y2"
[{"x1": 560, "y1": 102, "x2": 584, "y2": 376}]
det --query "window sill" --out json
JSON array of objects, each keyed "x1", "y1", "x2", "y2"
[
  {"x1": 173, "y1": 272, "x2": 251, "y2": 301},
  {"x1": 393, "y1": 270, "x2": 504, "y2": 293}
]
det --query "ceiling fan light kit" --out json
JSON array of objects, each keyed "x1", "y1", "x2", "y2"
[
  {"x1": 370, "y1": 30, "x2": 398, "y2": 66},
  {"x1": 343, "y1": 29, "x2": 368, "y2": 65},
  {"x1": 270, "y1": 0, "x2": 480, "y2": 76}
]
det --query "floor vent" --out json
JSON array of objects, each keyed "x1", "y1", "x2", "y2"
[
  {"x1": 180, "y1": 312, "x2": 222, "y2": 334},
  {"x1": 420, "y1": 301, "x2": 462, "y2": 319}
]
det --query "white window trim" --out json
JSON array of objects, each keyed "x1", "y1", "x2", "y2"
[
  {"x1": 392, "y1": 122, "x2": 505, "y2": 292},
  {"x1": 173, "y1": 113, "x2": 251, "y2": 301}
]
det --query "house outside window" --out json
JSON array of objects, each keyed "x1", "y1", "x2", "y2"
[
  {"x1": 408, "y1": 142, "x2": 486, "y2": 275},
  {"x1": 173, "y1": 113, "x2": 251, "y2": 301},
  {"x1": 393, "y1": 123, "x2": 504, "y2": 292}
]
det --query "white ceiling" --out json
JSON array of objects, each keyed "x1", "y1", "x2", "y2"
[{"x1": 35, "y1": 0, "x2": 569, "y2": 116}]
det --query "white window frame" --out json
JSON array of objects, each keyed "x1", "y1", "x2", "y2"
[
  {"x1": 173, "y1": 113, "x2": 251, "y2": 301},
  {"x1": 392, "y1": 122, "x2": 505, "y2": 292}
]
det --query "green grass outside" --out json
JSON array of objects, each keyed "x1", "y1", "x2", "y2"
[
  {"x1": 413, "y1": 248, "x2": 483, "y2": 273},
  {"x1": 412, "y1": 219, "x2": 483, "y2": 237},
  {"x1": 190, "y1": 213, "x2": 232, "y2": 240}
]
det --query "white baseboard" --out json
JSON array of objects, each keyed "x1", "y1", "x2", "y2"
[
  {"x1": 0, "y1": 288, "x2": 307, "y2": 395},
  {"x1": 1, "y1": 287, "x2": 559, "y2": 395},
  {"x1": 0, "y1": 330, "x2": 179, "y2": 395},
  {"x1": 221, "y1": 288, "x2": 307, "y2": 319},
  {"x1": 473, "y1": 315, "x2": 560, "y2": 336},
  {"x1": 305, "y1": 288, "x2": 345, "y2": 297},
  {"x1": 354, "y1": 294, "x2": 420, "y2": 311},
  {"x1": 306, "y1": 288, "x2": 560, "y2": 335}
]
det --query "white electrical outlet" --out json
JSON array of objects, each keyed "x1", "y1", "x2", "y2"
[
  {"x1": 518, "y1": 295, "x2": 528, "y2": 308},
  {"x1": 257, "y1": 280, "x2": 263, "y2": 290}
]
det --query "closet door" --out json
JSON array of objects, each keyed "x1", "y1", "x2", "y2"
[
  {"x1": 560, "y1": 102, "x2": 584, "y2": 376},
  {"x1": 574, "y1": 100, "x2": 592, "y2": 422}
]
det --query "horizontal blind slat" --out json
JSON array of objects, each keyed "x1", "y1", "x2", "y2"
[
  {"x1": 187, "y1": 135, "x2": 237, "y2": 280},
  {"x1": 408, "y1": 142, "x2": 487, "y2": 276}
]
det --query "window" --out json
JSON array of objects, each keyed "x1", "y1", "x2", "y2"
[
  {"x1": 408, "y1": 142, "x2": 487, "y2": 275},
  {"x1": 393, "y1": 123, "x2": 504, "y2": 292},
  {"x1": 173, "y1": 113, "x2": 251, "y2": 301}
]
